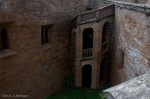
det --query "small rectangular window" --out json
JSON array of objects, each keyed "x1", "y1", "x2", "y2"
[
  {"x1": 135, "y1": 0, "x2": 138, "y2": 3},
  {"x1": 0, "y1": 27, "x2": 8, "y2": 51},
  {"x1": 87, "y1": 0, "x2": 97, "y2": 10},
  {"x1": 41, "y1": 25, "x2": 51, "y2": 45},
  {"x1": 120, "y1": 49, "x2": 125, "y2": 69},
  {"x1": 0, "y1": 24, "x2": 18, "y2": 58}
]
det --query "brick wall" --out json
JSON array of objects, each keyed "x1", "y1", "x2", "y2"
[{"x1": 0, "y1": 0, "x2": 86, "y2": 98}]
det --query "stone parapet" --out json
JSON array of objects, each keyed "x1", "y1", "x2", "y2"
[
  {"x1": 103, "y1": 72, "x2": 150, "y2": 99},
  {"x1": 106, "y1": 0, "x2": 150, "y2": 15}
]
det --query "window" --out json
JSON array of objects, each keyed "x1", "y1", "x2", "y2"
[
  {"x1": 0, "y1": 26, "x2": 17, "y2": 58},
  {"x1": 135, "y1": 0, "x2": 138, "y2": 3},
  {"x1": 119, "y1": 49, "x2": 125, "y2": 69},
  {"x1": 0, "y1": 27, "x2": 8, "y2": 51},
  {"x1": 83, "y1": 28, "x2": 93, "y2": 49},
  {"x1": 41, "y1": 25, "x2": 50, "y2": 45},
  {"x1": 86, "y1": 0, "x2": 97, "y2": 10}
]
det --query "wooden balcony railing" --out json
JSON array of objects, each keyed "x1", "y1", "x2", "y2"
[
  {"x1": 82, "y1": 48, "x2": 93, "y2": 58},
  {"x1": 72, "y1": 4, "x2": 114, "y2": 27}
]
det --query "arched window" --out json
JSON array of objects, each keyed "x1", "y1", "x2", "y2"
[{"x1": 83, "y1": 28, "x2": 93, "y2": 49}]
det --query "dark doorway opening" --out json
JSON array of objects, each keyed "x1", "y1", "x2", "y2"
[
  {"x1": 102, "y1": 22, "x2": 111, "y2": 43},
  {"x1": 83, "y1": 28, "x2": 93, "y2": 49},
  {"x1": 82, "y1": 65, "x2": 92, "y2": 88},
  {"x1": 100, "y1": 58, "x2": 110, "y2": 84}
]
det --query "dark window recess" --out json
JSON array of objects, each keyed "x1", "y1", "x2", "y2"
[
  {"x1": 86, "y1": 0, "x2": 97, "y2": 10},
  {"x1": 45, "y1": 29, "x2": 48, "y2": 43},
  {"x1": 120, "y1": 49, "x2": 125, "y2": 69},
  {"x1": 83, "y1": 28, "x2": 93, "y2": 49},
  {"x1": 41, "y1": 25, "x2": 50, "y2": 45},
  {"x1": 135, "y1": 0, "x2": 138, "y2": 3},
  {"x1": 0, "y1": 27, "x2": 8, "y2": 50}
]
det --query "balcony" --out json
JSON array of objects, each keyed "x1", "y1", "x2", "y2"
[
  {"x1": 72, "y1": 4, "x2": 114, "y2": 27},
  {"x1": 82, "y1": 48, "x2": 93, "y2": 60}
]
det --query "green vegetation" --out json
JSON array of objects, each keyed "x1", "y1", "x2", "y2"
[
  {"x1": 46, "y1": 84, "x2": 109, "y2": 99},
  {"x1": 62, "y1": 75, "x2": 74, "y2": 88},
  {"x1": 46, "y1": 75, "x2": 110, "y2": 99}
]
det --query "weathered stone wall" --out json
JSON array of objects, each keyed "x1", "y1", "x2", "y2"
[
  {"x1": 103, "y1": 72, "x2": 150, "y2": 99},
  {"x1": 109, "y1": 0, "x2": 148, "y2": 4},
  {"x1": 75, "y1": 0, "x2": 107, "y2": 13},
  {"x1": 110, "y1": 1, "x2": 150, "y2": 85},
  {"x1": 0, "y1": 0, "x2": 89, "y2": 98}
]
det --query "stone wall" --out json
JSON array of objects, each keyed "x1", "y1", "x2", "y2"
[
  {"x1": 0, "y1": 0, "x2": 87, "y2": 98},
  {"x1": 110, "y1": 0, "x2": 150, "y2": 85},
  {"x1": 103, "y1": 72, "x2": 150, "y2": 99},
  {"x1": 109, "y1": 0, "x2": 148, "y2": 4}
]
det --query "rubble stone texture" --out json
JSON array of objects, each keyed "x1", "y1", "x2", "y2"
[
  {"x1": 103, "y1": 72, "x2": 150, "y2": 99},
  {"x1": 103, "y1": 0, "x2": 150, "y2": 98},
  {"x1": 109, "y1": 0, "x2": 150, "y2": 84},
  {"x1": 0, "y1": 0, "x2": 88, "y2": 98}
]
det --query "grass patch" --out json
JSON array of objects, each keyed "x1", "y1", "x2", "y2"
[{"x1": 46, "y1": 84, "x2": 109, "y2": 99}]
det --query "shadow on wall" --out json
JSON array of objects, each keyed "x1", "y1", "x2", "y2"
[{"x1": 134, "y1": 0, "x2": 148, "y2": 4}]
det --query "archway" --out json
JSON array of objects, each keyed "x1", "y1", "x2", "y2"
[
  {"x1": 100, "y1": 58, "x2": 110, "y2": 84},
  {"x1": 83, "y1": 28, "x2": 93, "y2": 50},
  {"x1": 82, "y1": 65, "x2": 92, "y2": 88},
  {"x1": 102, "y1": 22, "x2": 111, "y2": 43}
]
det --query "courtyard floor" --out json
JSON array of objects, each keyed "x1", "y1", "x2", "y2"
[{"x1": 46, "y1": 85, "x2": 109, "y2": 99}]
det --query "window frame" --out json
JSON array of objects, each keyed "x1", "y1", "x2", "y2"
[
  {"x1": 87, "y1": 0, "x2": 97, "y2": 10},
  {"x1": 0, "y1": 27, "x2": 9, "y2": 51},
  {"x1": 119, "y1": 49, "x2": 125, "y2": 69},
  {"x1": 41, "y1": 25, "x2": 51, "y2": 45},
  {"x1": 0, "y1": 25, "x2": 17, "y2": 58}
]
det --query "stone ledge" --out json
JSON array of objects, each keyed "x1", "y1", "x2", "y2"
[
  {"x1": 0, "y1": 49, "x2": 17, "y2": 59},
  {"x1": 103, "y1": 72, "x2": 150, "y2": 99},
  {"x1": 106, "y1": 0, "x2": 150, "y2": 15}
]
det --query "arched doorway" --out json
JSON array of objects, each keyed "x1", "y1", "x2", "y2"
[
  {"x1": 102, "y1": 22, "x2": 111, "y2": 43},
  {"x1": 83, "y1": 28, "x2": 93, "y2": 50},
  {"x1": 100, "y1": 58, "x2": 110, "y2": 84},
  {"x1": 82, "y1": 65, "x2": 92, "y2": 88}
]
